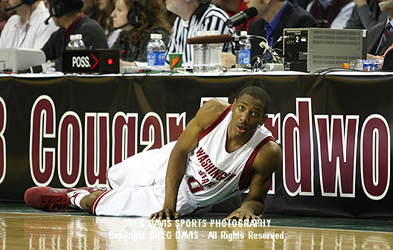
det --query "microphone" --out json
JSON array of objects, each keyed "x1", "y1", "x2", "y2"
[
  {"x1": 187, "y1": 34, "x2": 256, "y2": 44},
  {"x1": 110, "y1": 22, "x2": 130, "y2": 31},
  {"x1": 379, "y1": 0, "x2": 393, "y2": 8},
  {"x1": 225, "y1": 7, "x2": 258, "y2": 28},
  {"x1": 110, "y1": 21, "x2": 141, "y2": 31},
  {"x1": 44, "y1": 15, "x2": 51, "y2": 25},
  {"x1": 4, "y1": 2, "x2": 24, "y2": 12}
]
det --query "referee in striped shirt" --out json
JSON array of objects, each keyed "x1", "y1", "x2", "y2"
[{"x1": 165, "y1": 0, "x2": 235, "y2": 67}]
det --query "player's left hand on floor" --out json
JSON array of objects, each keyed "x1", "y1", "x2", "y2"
[
  {"x1": 224, "y1": 210, "x2": 261, "y2": 222},
  {"x1": 149, "y1": 208, "x2": 181, "y2": 220}
]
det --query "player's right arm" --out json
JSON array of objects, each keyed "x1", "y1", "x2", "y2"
[{"x1": 149, "y1": 99, "x2": 229, "y2": 220}]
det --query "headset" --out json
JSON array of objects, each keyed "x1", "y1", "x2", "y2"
[
  {"x1": 4, "y1": 0, "x2": 38, "y2": 12},
  {"x1": 44, "y1": 0, "x2": 83, "y2": 24},
  {"x1": 48, "y1": 0, "x2": 84, "y2": 18},
  {"x1": 127, "y1": 0, "x2": 141, "y2": 27}
]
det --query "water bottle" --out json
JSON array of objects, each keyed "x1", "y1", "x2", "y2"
[
  {"x1": 193, "y1": 31, "x2": 203, "y2": 73},
  {"x1": 206, "y1": 30, "x2": 222, "y2": 72},
  {"x1": 74, "y1": 34, "x2": 86, "y2": 50},
  {"x1": 206, "y1": 30, "x2": 217, "y2": 72},
  {"x1": 67, "y1": 35, "x2": 77, "y2": 50},
  {"x1": 345, "y1": 59, "x2": 383, "y2": 71},
  {"x1": 156, "y1": 33, "x2": 166, "y2": 71},
  {"x1": 147, "y1": 34, "x2": 160, "y2": 71},
  {"x1": 238, "y1": 31, "x2": 251, "y2": 68},
  {"x1": 67, "y1": 34, "x2": 86, "y2": 50},
  {"x1": 215, "y1": 35, "x2": 223, "y2": 72},
  {"x1": 201, "y1": 41, "x2": 210, "y2": 73}
]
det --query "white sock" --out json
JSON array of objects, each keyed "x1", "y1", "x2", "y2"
[
  {"x1": 74, "y1": 193, "x2": 88, "y2": 210},
  {"x1": 68, "y1": 190, "x2": 90, "y2": 209}
]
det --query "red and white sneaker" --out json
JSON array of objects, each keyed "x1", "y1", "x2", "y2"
[
  {"x1": 24, "y1": 187, "x2": 71, "y2": 212},
  {"x1": 24, "y1": 186, "x2": 108, "y2": 212}
]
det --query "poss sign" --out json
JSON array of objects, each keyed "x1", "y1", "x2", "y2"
[{"x1": 62, "y1": 49, "x2": 119, "y2": 74}]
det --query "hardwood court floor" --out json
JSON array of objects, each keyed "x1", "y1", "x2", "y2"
[{"x1": 0, "y1": 202, "x2": 392, "y2": 249}]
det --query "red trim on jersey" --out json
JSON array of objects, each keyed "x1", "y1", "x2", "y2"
[
  {"x1": 91, "y1": 190, "x2": 111, "y2": 214},
  {"x1": 199, "y1": 105, "x2": 232, "y2": 141},
  {"x1": 238, "y1": 136, "x2": 275, "y2": 190}
]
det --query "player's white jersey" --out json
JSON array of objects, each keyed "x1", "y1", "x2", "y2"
[{"x1": 184, "y1": 105, "x2": 274, "y2": 207}]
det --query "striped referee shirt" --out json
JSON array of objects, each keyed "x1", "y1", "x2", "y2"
[{"x1": 165, "y1": 4, "x2": 235, "y2": 67}]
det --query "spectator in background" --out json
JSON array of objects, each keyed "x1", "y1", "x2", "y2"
[
  {"x1": 345, "y1": 0, "x2": 387, "y2": 30},
  {"x1": 306, "y1": 0, "x2": 355, "y2": 29},
  {"x1": 111, "y1": 0, "x2": 171, "y2": 69},
  {"x1": 97, "y1": 0, "x2": 121, "y2": 48},
  {"x1": 0, "y1": 0, "x2": 12, "y2": 35},
  {"x1": 165, "y1": 0, "x2": 235, "y2": 67},
  {"x1": 213, "y1": 0, "x2": 258, "y2": 31},
  {"x1": 41, "y1": 0, "x2": 108, "y2": 69},
  {"x1": 81, "y1": 0, "x2": 99, "y2": 19},
  {"x1": 0, "y1": 0, "x2": 58, "y2": 48}
]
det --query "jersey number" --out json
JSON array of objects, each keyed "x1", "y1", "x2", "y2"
[{"x1": 187, "y1": 177, "x2": 204, "y2": 193}]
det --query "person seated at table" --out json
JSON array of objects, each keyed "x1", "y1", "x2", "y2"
[
  {"x1": 111, "y1": 0, "x2": 171, "y2": 69},
  {"x1": 222, "y1": 0, "x2": 317, "y2": 68},
  {"x1": 165, "y1": 0, "x2": 235, "y2": 68},
  {"x1": 41, "y1": 0, "x2": 108, "y2": 70},
  {"x1": 81, "y1": 0, "x2": 99, "y2": 20},
  {"x1": 0, "y1": 0, "x2": 58, "y2": 49}
]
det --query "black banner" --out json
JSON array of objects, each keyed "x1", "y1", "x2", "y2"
[{"x1": 0, "y1": 74, "x2": 392, "y2": 218}]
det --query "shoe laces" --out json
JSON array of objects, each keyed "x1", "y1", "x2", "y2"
[{"x1": 41, "y1": 195, "x2": 70, "y2": 212}]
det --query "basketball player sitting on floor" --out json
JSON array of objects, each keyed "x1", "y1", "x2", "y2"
[{"x1": 24, "y1": 86, "x2": 282, "y2": 220}]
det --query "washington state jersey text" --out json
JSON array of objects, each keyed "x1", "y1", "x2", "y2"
[{"x1": 196, "y1": 147, "x2": 236, "y2": 184}]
